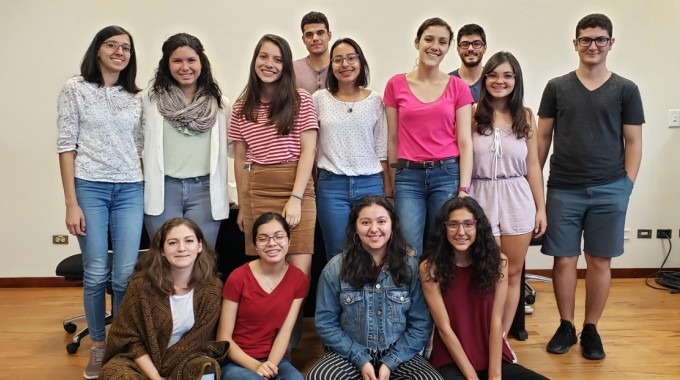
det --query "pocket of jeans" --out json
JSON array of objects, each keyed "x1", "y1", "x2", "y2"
[
  {"x1": 394, "y1": 168, "x2": 404, "y2": 177},
  {"x1": 317, "y1": 169, "x2": 332, "y2": 181},
  {"x1": 199, "y1": 176, "x2": 211, "y2": 190},
  {"x1": 442, "y1": 162, "x2": 460, "y2": 177}
]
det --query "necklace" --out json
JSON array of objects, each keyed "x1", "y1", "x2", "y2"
[
  {"x1": 260, "y1": 263, "x2": 287, "y2": 292},
  {"x1": 336, "y1": 88, "x2": 362, "y2": 113}
]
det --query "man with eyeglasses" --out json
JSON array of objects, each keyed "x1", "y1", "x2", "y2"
[
  {"x1": 294, "y1": 11, "x2": 332, "y2": 94},
  {"x1": 449, "y1": 24, "x2": 487, "y2": 102},
  {"x1": 537, "y1": 13, "x2": 644, "y2": 361}
]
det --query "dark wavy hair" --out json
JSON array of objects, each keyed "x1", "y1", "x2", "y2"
[
  {"x1": 415, "y1": 17, "x2": 453, "y2": 46},
  {"x1": 150, "y1": 33, "x2": 223, "y2": 108},
  {"x1": 80, "y1": 25, "x2": 140, "y2": 94},
  {"x1": 300, "y1": 11, "x2": 330, "y2": 32},
  {"x1": 251, "y1": 212, "x2": 291, "y2": 246},
  {"x1": 326, "y1": 38, "x2": 370, "y2": 93},
  {"x1": 236, "y1": 34, "x2": 300, "y2": 135},
  {"x1": 475, "y1": 51, "x2": 531, "y2": 139},
  {"x1": 457, "y1": 23, "x2": 486, "y2": 45},
  {"x1": 421, "y1": 197, "x2": 502, "y2": 294},
  {"x1": 133, "y1": 217, "x2": 218, "y2": 296},
  {"x1": 340, "y1": 196, "x2": 412, "y2": 288},
  {"x1": 576, "y1": 13, "x2": 612, "y2": 38}
]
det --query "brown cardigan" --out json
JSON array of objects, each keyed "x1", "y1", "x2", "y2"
[{"x1": 101, "y1": 276, "x2": 228, "y2": 380}]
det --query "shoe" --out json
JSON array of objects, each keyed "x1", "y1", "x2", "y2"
[
  {"x1": 525, "y1": 305, "x2": 534, "y2": 314},
  {"x1": 83, "y1": 345, "x2": 105, "y2": 379},
  {"x1": 580, "y1": 323, "x2": 606, "y2": 360},
  {"x1": 546, "y1": 320, "x2": 577, "y2": 354}
]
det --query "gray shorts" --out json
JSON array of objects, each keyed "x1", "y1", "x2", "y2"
[{"x1": 542, "y1": 175, "x2": 634, "y2": 258}]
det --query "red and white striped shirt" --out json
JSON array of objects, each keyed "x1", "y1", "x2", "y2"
[{"x1": 229, "y1": 89, "x2": 318, "y2": 164}]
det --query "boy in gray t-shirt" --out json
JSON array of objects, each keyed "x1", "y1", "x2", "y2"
[{"x1": 537, "y1": 13, "x2": 644, "y2": 361}]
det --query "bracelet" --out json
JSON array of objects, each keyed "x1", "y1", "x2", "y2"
[{"x1": 290, "y1": 194, "x2": 303, "y2": 201}]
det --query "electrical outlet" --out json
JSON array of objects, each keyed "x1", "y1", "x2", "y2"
[
  {"x1": 52, "y1": 235, "x2": 69, "y2": 245},
  {"x1": 670, "y1": 109, "x2": 680, "y2": 128},
  {"x1": 637, "y1": 229, "x2": 652, "y2": 239},
  {"x1": 657, "y1": 229, "x2": 672, "y2": 239}
]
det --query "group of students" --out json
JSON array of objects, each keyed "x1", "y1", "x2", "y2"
[{"x1": 57, "y1": 8, "x2": 643, "y2": 380}]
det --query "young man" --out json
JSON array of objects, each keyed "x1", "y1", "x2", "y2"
[
  {"x1": 449, "y1": 24, "x2": 487, "y2": 102},
  {"x1": 293, "y1": 11, "x2": 332, "y2": 94},
  {"x1": 537, "y1": 13, "x2": 644, "y2": 360}
]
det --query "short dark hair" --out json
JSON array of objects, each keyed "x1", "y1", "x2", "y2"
[
  {"x1": 151, "y1": 33, "x2": 223, "y2": 108},
  {"x1": 457, "y1": 23, "x2": 487, "y2": 45},
  {"x1": 80, "y1": 25, "x2": 140, "y2": 94},
  {"x1": 300, "y1": 11, "x2": 329, "y2": 32},
  {"x1": 326, "y1": 38, "x2": 370, "y2": 93},
  {"x1": 252, "y1": 212, "x2": 291, "y2": 245},
  {"x1": 576, "y1": 13, "x2": 613, "y2": 38},
  {"x1": 415, "y1": 18, "x2": 454, "y2": 46}
]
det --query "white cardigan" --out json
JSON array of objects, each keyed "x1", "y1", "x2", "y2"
[{"x1": 142, "y1": 89, "x2": 230, "y2": 220}]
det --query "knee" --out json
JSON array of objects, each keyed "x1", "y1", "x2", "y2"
[
  {"x1": 584, "y1": 254, "x2": 611, "y2": 271},
  {"x1": 553, "y1": 256, "x2": 577, "y2": 271}
]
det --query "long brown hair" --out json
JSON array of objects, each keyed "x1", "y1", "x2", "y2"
[
  {"x1": 236, "y1": 34, "x2": 300, "y2": 135},
  {"x1": 134, "y1": 217, "x2": 218, "y2": 295}
]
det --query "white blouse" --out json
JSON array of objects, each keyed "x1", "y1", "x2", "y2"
[{"x1": 313, "y1": 89, "x2": 387, "y2": 176}]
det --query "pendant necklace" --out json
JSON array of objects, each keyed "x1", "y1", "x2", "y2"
[
  {"x1": 260, "y1": 263, "x2": 287, "y2": 292},
  {"x1": 339, "y1": 88, "x2": 362, "y2": 113}
]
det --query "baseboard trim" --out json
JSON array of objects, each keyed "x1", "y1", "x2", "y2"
[{"x1": 1, "y1": 268, "x2": 677, "y2": 287}]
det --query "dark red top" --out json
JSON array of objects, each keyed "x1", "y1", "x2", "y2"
[
  {"x1": 429, "y1": 265, "x2": 514, "y2": 371},
  {"x1": 223, "y1": 263, "x2": 308, "y2": 359}
]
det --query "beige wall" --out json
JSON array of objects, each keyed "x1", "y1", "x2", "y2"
[{"x1": 1, "y1": 0, "x2": 679, "y2": 277}]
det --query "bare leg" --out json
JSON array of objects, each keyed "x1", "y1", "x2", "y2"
[
  {"x1": 583, "y1": 253, "x2": 612, "y2": 326},
  {"x1": 499, "y1": 233, "x2": 533, "y2": 335},
  {"x1": 552, "y1": 256, "x2": 578, "y2": 323}
]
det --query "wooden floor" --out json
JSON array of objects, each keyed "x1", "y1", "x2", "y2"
[{"x1": 1, "y1": 279, "x2": 679, "y2": 379}]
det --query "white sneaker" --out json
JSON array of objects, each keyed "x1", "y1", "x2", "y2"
[
  {"x1": 83, "y1": 346, "x2": 105, "y2": 379},
  {"x1": 525, "y1": 305, "x2": 534, "y2": 314}
]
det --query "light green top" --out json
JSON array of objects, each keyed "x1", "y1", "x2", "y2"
[{"x1": 163, "y1": 119, "x2": 211, "y2": 178}]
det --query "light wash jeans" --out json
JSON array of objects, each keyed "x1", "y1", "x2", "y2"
[
  {"x1": 221, "y1": 357, "x2": 303, "y2": 380},
  {"x1": 316, "y1": 170, "x2": 384, "y2": 260},
  {"x1": 75, "y1": 178, "x2": 144, "y2": 342},
  {"x1": 144, "y1": 175, "x2": 222, "y2": 248},
  {"x1": 393, "y1": 163, "x2": 459, "y2": 257}
]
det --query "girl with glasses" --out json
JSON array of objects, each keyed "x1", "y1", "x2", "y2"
[
  {"x1": 420, "y1": 197, "x2": 546, "y2": 380},
  {"x1": 218, "y1": 213, "x2": 308, "y2": 380},
  {"x1": 471, "y1": 51, "x2": 547, "y2": 338},
  {"x1": 57, "y1": 25, "x2": 143, "y2": 379},
  {"x1": 313, "y1": 38, "x2": 388, "y2": 260}
]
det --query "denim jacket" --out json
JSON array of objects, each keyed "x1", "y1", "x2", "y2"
[{"x1": 315, "y1": 253, "x2": 432, "y2": 371}]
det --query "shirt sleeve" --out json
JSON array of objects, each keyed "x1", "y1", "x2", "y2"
[
  {"x1": 451, "y1": 77, "x2": 474, "y2": 110},
  {"x1": 294, "y1": 269, "x2": 310, "y2": 299},
  {"x1": 537, "y1": 80, "x2": 557, "y2": 118},
  {"x1": 133, "y1": 94, "x2": 143, "y2": 156},
  {"x1": 383, "y1": 75, "x2": 398, "y2": 109},
  {"x1": 296, "y1": 90, "x2": 319, "y2": 133},
  {"x1": 622, "y1": 82, "x2": 645, "y2": 125},
  {"x1": 374, "y1": 101, "x2": 388, "y2": 161},
  {"x1": 228, "y1": 101, "x2": 245, "y2": 141},
  {"x1": 56, "y1": 79, "x2": 80, "y2": 153},
  {"x1": 223, "y1": 265, "x2": 245, "y2": 302}
]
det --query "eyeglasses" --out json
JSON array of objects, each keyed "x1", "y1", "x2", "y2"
[
  {"x1": 485, "y1": 72, "x2": 516, "y2": 81},
  {"x1": 444, "y1": 220, "x2": 477, "y2": 231},
  {"x1": 458, "y1": 40, "x2": 485, "y2": 49},
  {"x1": 255, "y1": 233, "x2": 288, "y2": 245},
  {"x1": 576, "y1": 37, "x2": 611, "y2": 48},
  {"x1": 331, "y1": 53, "x2": 360, "y2": 66},
  {"x1": 102, "y1": 41, "x2": 132, "y2": 54}
]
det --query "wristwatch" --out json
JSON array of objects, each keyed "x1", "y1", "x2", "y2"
[{"x1": 458, "y1": 186, "x2": 471, "y2": 194}]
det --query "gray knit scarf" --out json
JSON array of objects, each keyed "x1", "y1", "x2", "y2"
[{"x1": 156, "y1": 85, "x2": 218, "y2": 136}]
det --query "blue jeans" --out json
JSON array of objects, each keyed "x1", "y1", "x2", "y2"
[
  {"x1": 144, "y1": 175, "x2": 221, "y2": 248},
  {"x1": 316, "y1": 170, "x2": 384, "y2": 260},
  {"x1": 393, "y1": 163, "x2": 459, "y2": 257},
  {"x1": 75, "y1": 178, "x2": 144, "y2": 342},
  {"x1": 221, "y1": 358, "x2": 303, "y2": 380}
]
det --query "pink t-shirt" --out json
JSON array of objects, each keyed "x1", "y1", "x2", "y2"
[
  {"x1": 229, "y1": 89, "x2": 318, "y2": 164},
  {"x1": 223, "y1": 263, "x2": 309, "y2": 359},
  {"x1": 383, "y1": 74, "x2": 473, "y2": 161}
]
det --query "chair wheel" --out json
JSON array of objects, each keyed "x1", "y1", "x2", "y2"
[
  {"x1": 63, "y1": 322, "x2": 77, "y2": 334},
  {"x1": 66, "y1": 342, "x2": 80, "y2": 354},
  {"x1": 526, "y1": 294, "x2": 536, "y2": 305}
]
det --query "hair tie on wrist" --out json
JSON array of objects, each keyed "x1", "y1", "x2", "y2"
[{"x1": 290, "y1": 194, "x2": 303, "y2": 201}]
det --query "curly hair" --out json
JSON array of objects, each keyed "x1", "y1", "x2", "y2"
[
  {"x1": 421, "y1": 197, "x2": 502, "y2": 294},
  {"x1": 340, "y1": 196, "x2": 412, "y2": 288},
  {"x1": 133, "y1": 217, "x2": 218, "y2": 296},
  {"x1": 475, "y1": 51, "x2": 531, "y2": 140}
]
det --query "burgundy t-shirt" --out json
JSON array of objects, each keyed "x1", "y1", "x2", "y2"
[{"x1": 429, "y1": 265, "x2": 514, "y2": 371}]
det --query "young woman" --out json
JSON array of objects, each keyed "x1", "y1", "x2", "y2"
[
  {"x1": 218, "y1": 213, "x2": 308, "y2": 380},
  {"x1": 230, "y1": 34, "x2": 317, "y2": 276},
  {"x1": 57, "y1": 25, "x2": 143, "y2": 379},
  {"x1": 384, "y1": 17, "x2": 474, "y2": 258},
  {"x1": 420, "y1": 197, "x2": 546, "y2": 380},
  {"x1": 471, "y1": 51, "x2": 546, "y2": 336},
  {"x1": 307, "y1": 196, "x2": 442, "y2": 380},
  {"x1": 314, "y1": 37, "x2": 388, "y2": 260},
  {"x1": 143, "y1": 33, "x2": 230, "y2": 248},
  {"x1": 100, "y1": 217, "x2": 227, "y2": 380}
]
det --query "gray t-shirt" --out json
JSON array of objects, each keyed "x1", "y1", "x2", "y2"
[
  {"x1": 450, "y1": 69, "x2": 481, "y2": 103},
  {"x1": 538, "y1": 71, "x2": 644, "y2": 188}
]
